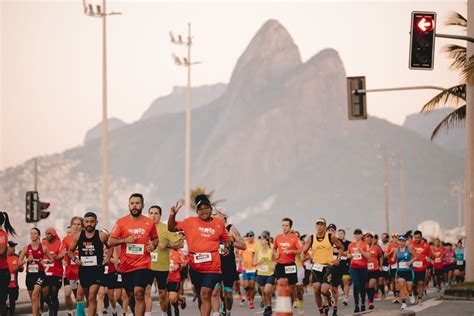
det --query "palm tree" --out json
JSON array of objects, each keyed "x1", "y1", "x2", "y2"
[
  {"x1": 180, "y1": 186, "x2": 226, "y2": 209},
  {"x1": 420, "y1": 12, "x2": 473, "y2": 140}
]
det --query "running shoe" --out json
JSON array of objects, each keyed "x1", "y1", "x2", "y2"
[{"x1": 401, "y1": 302, "x2": 407, "y2": 310}]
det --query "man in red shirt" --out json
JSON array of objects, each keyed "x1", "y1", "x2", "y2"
[
  {"x1": 410, "y1": 230, "x2": 431, "y2": 304},
  {"x1": 42, "y1": 227, "x2": 64, "y2": 316},
  {"x1": 168, "y1": 195, "x2": 231, "y2": 316},
  {"x1": 273, "y1": 217, "x2": 302, "y2": 305},
  {"x1": 109, "y1": 193, "x2": 158, "y2": 316},
  {"x1": 7, "y1": 241, "x2": 21, "y2": 316}
]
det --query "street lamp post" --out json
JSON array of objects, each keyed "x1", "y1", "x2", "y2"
[
  {"x1": 170, "y1": 23, "x2": 201, "y2": 218},
  {"x1": 82, "y1": 0, "x2": 120, "y2": 228},
  {"x1": 377, "y1": 144, "x2": 390, "y2": 234},
  {"x1": 399, "y1": 151, "x2": 405, "y2": 232}
]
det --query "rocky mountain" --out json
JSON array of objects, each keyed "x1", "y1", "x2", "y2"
[
  {"x1": 0, "y1": 19, "x2": 464, "y2": 246},
  {"x1": 84, "y1": 118, "x2": 127, "y2": 143},
  {"x1": 403, "y1": 108, "x2": 465, "y2": 158},
  {"x1": 141, "y1": 84, "x2": 227, "y2": 120}
]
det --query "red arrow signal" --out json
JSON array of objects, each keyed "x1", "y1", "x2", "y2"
[{"x1": 417, "y1": 17, "x2": 435, "y2": 32}]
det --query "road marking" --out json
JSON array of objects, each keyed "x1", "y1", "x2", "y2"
[{"x1": 407, "y1": 298, "x2": 442, "y2": 312}]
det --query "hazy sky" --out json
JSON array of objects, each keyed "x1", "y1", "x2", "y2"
[{"x1": 0, "y1": 0, "x2": 466, "y2": 170}]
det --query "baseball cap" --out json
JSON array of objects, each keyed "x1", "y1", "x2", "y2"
[
  {"x1": 365, "y1": 231, "x2": 374, "y2": 237},
  {"x1": 398, "y1": 236, "x2": 407, "y2": 241},
  {"x1": 195, "y1": 195, "x2": 212, "y2": 208},
  {"x1": 327, "y1": 223, "x2": 337, "y2": 230},
  {"x1": 246, "y1": 230, "x2": 255, "y2": 237},
  {"x1": 315, "y1": 218, "x2": 326, "y2": 225},
  {"x1": 8, "y1": 241, "x2": 17, "y2": 247}
]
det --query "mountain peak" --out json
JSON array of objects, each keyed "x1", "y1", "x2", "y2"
[{"x1": 227, "y1": 19, "x2": 302, "y2": 97}]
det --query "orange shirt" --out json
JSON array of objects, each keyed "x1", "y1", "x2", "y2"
[
  {"x1": 239, "y1": 241, "x2": 257, "y2": 272},
  {"x1": 7, "y1": 255, "x2": 19, "y2": 288},
  {"x1": 410, "y1": 240, "x2": 431, "y2": 272},
  {"x1": 110, "y1": 214, "x2": 158, "y2": 273},
  {"x1": 42, "y1": 239, "x2": 63, "y2": 277},
  {"x1": 0, "y1": 230, "x2": 8, "y2": 269},
  {"x1": 348, "y1": 241, "x2": 369, "y2": 269},
  {"x1": 61, "y1": 235, "x2": 78, "y2": 280},
  {"x1": 368, "y1": 245, "x2": 382, "y2": 271},
  {"x1": 274, "y1": 233, "x2": 302, "y2": 264},
  {"x1": 386, "y1": 242, "x2": 398, "y2": 266},
  {"x1": 176, "y1": 217, "x2": 230, "y2": 273},
  {"x1": 168, "y1": 249, "x2": 185, "y2": 283}
]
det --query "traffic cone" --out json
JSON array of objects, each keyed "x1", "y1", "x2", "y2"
[{"x1": 274, "y1": 278, "x2": 293, "y2": 316}]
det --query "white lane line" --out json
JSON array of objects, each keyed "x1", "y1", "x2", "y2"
[{"x1": 407, "y1": 298, "x2": 442, "y2": 312}]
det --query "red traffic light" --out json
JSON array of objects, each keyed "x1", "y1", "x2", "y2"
[
  {"x1": 416, "y1": 16, "x2": 435, "y2": 32},
  {"x1": 40, "y1": 202, "x2": 51, "y2": 210}
]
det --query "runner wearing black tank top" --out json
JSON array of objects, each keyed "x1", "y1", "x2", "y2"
[{"x1": 68, "y1": 212, "x2": 109, "y2": 316}]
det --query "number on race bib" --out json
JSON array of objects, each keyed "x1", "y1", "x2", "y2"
[
  {"x1": 81, "y1": 256, "x2": 98, "y2": 267},
  {"x1": 259, "y1": 265, "x2": 269, "y2": 273},
  {"x1": 10, "y1": 274, "x2": 15, "y2": 282},
  {"x1": 352, "y1": 253, "x2": 362, "y2": 260},
  {"x1": 391, "y1": 264, "x2": 398, "y2": 269},
  {"x1": 368, "y1": 263, "x2": 374, "y2": 270},
  {"x1": 399, "y1": 261, "x2": 409, "y2": 269},
  {"x1": 413, "y1": 261, "x2": 423, "y2": 268},
  {"x1": 434, "y1": 258, "x2": 442, "y2": 263},
  {"x1": 312, "y1": 263, "x2": 324, "y2": 272},
  {"x1": 194, "y1": 252, "x2": 212, "y2": 264},
  {"x1": 104, "y1": 266, "x2": 109, "y2": 274},
  {"x1": 28, "y1": 264, "x2": 39, "y2": 273},
  {"x1": 117, "y1": 274, "x2": 122, "y2": 282},
  {"x1": 126, "y1": 243, "x2": 145, "y2": 255},
  {"x1": 285, "y1": 265, "x2": 297, "y2": 274},
  {"x1": 457, "y1": 260, "x2": 463, "y2": 266},
  {"x1": 382, "y1": 266, "x2": 390, "y2": 272},
  {"x1": 151, "y1": 252, "x2": 158, "y2": 262}
]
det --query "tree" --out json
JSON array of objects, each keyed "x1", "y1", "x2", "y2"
[
  {"x1": 421, "y1": 12, "x2": 473, "y2": 140},
  {"x1": 180, "y1": 186, "x2": 225, "y2": 209}
]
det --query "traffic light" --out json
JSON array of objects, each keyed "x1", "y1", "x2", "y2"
[
  {"x1": 409, "y1": 11, "x2": 436, "y2": 70},
  {"x1": 25, "y1": 191, "x2": 50, "y2": 223},
  {"x1": 347, "y1": 76, "x2": 367, "y2": 120}
]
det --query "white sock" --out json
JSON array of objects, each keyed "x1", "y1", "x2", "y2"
[{"x1": 144, "y1": 313, "x2": 152, "y2": 316}]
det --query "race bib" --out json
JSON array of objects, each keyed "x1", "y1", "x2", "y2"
[
  {"x1": 391, "y1": 264, "x2": 398, "y2": 269},
  {"x1": 10, "y1": 274, "x2": 15, "y2": 282},
  {"x1": 312, "y1": 263, "x2": 324, "y2": 272},
  {"x1": 126, "y1": 243, "x2": 144, "y2": 255},
  {"x1": 382, "y1": 266, "x2": 389, "y2": 272},
  {"x1": 368, "y1": 263, "x2": 374, "y2": 270},
  {"x1": 218, "y1": 244, "x2": 225, "y2": 255},
  {"x1": 117, "y1": 274, "x2": 122, "y2": 282},
  {"x1": 151, "y1": 252, "x2": 158, "y2": 262},
  {"x1": 28, "y1": 264, "x2": 39, "y2": 273},
  {"x1": 194, "y1": 252, "x2": 212, "y2": 264},
  {"x1": 285, "y1": 265, "x2": 297, "y2": 274},
  {"x1": 44, "y1": 261, "x2": 54, "y2": 276},
  {"x1": 340, "y1": 256, "x2": 347, "y2": 260},
  {"x1": 352, "y1": 253, "x2": 362, "y2": 260},
  {"x1": 259, "y1": 265, "x2": 269, "y2": 273},
  {"x1": 413, "y1": 261, "x2": 423, "y2": 268},
  {"x1": 457, "y1": 260, "x2": 463, "y2": 265},
  {"x1": 399, "y1": 261, "x2": 409, "y2": 269},
  {"x1": 333, "y1": 255, "x2": 338, "y2": 260},
  {"x1": 434, "y1": 258, "x2": 442, "y2": 263},
  {"x1": 104, "y1": 266, "x2": 109, "y2": 274},
  {"x1": 81, "y1": 256, "x2": 98, "y2": 267}
]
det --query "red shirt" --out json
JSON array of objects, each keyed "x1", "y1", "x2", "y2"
[
  {"x1": 368, "y1": 245, "x2": 382, "y2": 271},
  {"x1": 25, "y1": 244, "x2": 45, "y2": 273},
  {"x1": 168, "y1": 249, "x2": 185, "y2": 283},
  {"x1": 42, "y1": 239, "x2": 63, "y2": 277},
  {"x1": 410, "y1": 240, "x2": 431, "y2": 272},
  {"x1": 432, "y1": 247, "x2": 445, "y2": 270},
  {"x1": 0, "y1": 230, "x2": 8, "y2": 269},
  {"x1": 110, "y1": 214, "x2": 158, "y2": 273},
  {"x1": 386, "y1": 242, "x2": 398, "y2": 266},
  {"x1": 104, "y1": 248, "x2": 116, "y2": 274},
  {"x1": 7, "y1": 255, "x2": 19, "y2": 288},
  {"x1": 274, "y1": 233, "x2": 302, "y2": 264},
  {"x1": 348, "y1": 241, "x2": 370, "y2": 269},
  {"x1": 61, "y1": 235, "x2": 79, "y2": 280},
  {"x1": 176, "y1": 217, "x2": 230, "y2": 273}
]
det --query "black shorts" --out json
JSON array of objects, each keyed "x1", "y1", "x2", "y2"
[
  {"x1": 151, "y1": 271, "x2": 169, "y2": 290},
  {"x1": 167, "y1": 282, "x2": 180, "y2": 293},
  {"x1": 456, "y1": 263, "x2": 465, "y2": 272},
  {"x1": 303, "y1": 269, "x2": 311, "y2": 286},
  {"x1": 311, "y1": 266, "x2": 333, "y2": 285},
  {"x1": 180, "y1": 264, "x2": 189, "y2": 280},
  {"x1": 331, "y1": 268, "x2": 342, "y2": 287},
  {"x1": 434, "y1": 268, "x2": 444, "y2": 276},
  {"x1": 414, "y1": 270, "x2": 426, "y2": 283},
  {"x1": 79, "y1": 267, "x2": 104, "y2": 288},
  {"x1": 445, "y1": 264, "x2": 456, "y2": 272},
  {"x1": 0, "y1": 269, "x2": 10, "y2": 305},
  {"x1": 275, "y1": 263, "x2": 298, "y2": 285},
  {"x1": 121, "y1": 269, "x2": 153, "y2": 293},
  {"x1": 63, "y1": 278, "x2": 70, "y2": 287},
  {"x1": 368, "y1": 270, "x2": 381, "y2": 280},
  {"x1": 189, "y1": 268, "x2": 222, "y2": 293},
  {"x1": 380, "y1": 267, "x2": 390, "y2": 279},
  {"x1": 221, "y1": 267, "x2": 239, "y2": 289},
  {"x1": 44, "y1": 276, "x2": 62, "y2": 289},
  {"x1": 389, "y1": 267, "x2": 398, "y2": 280},
  {"x1": 104, "y1": 272, "x2": 121, "y2": 290},
  {"x1": 7, "y1": 287, "x2": 19, "y2": 301},
  {"x1": 26, "y1": 272, "x2": 47, "y2": 291},
  {"x1": 396, "y1": 270, "x2": 413, "y2": 282}
]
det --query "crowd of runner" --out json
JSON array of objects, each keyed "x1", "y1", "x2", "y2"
[{"x1": 0, "y1": 194, "x2": 466, "y2": 316}]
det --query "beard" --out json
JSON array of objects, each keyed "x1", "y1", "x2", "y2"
[
  {"x1": 130, "y1": 208, "x2": 142, "y2": 217},
  {"x1": 85, "y1": 226, "x2": 95, "y2": 232}
]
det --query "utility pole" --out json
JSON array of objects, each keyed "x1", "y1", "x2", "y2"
[
  {"x1": 467, "y1": 0, "x2": 474, "y2": 282},
  {"x1": 376, "y1": 144, "x2": 390, "y2": 234},
  {"x1": 170, "y1": 23, "x2": 201, "y2": 218},
  {"x1": 399, "y1": 151, "x2": 405, "y2": 232}
]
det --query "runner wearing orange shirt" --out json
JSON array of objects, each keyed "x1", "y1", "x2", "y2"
[
  {"x1": 410, "y1": 230, "x2": 431, "y2": 304},
  {"x1": 109, "y1": 193, "x2": 158, "y2": 316},
  {"x1": 6, "y1": 241, "x2": 20, "y2": 316},
  {"x1": 365, "y1": 232, "x2": 382, "y2": 310},
  {"x1": 384, "y1": 233, "x2": 400, "y2": 303},
  {"x1": 168, "y1": 195, "x2": 232, "y2": 316},
  {"x1": 238, "y1": 231, "x2": 257, "y2": 309},
  {"x1": 347, "y1": 229, "x2": 371, "y2": 313},
  {"x1": 273, "y1": 218, "x2": 303, "y2": 305},
  {"x1": 42, "y1": 227, "x2": 64, "y2": 316},
  {"x1": 167, "y1": 249, "x2": 185, "y2": 316}
]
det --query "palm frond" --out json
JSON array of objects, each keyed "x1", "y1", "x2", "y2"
[
  {"x1": 442, "y1": 44, "x2": 466, "y2": 71},
  {"x1": 420, "y1": 84, "x2": 466, "y2": 113},
  {"x1": 461, "y1": 55, "x2": 474, "y2": 85},
  {"x1": 445, "y1": 11, "x2": 467, "y2": 28},
  {"x1": 431, "y1": 105, "x2": 466, "y2": 140}
]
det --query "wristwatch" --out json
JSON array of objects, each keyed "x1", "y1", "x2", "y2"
[{"x1": 166, "y1": 244, "x2": 170, "y2": 249}]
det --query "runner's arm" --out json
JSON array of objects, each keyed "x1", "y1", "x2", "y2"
[
  {"x1": 332, "y1": 235, "x2": 344, "y2": 259},
  {"x1": 169, "y1": 238, "x2": 184, "y2": 250},
  {"x1": 230, "y1": 227, "x2": 246, "y2": 251},
  {"x1": 301, "y1": 235, "x2": 312, "y2": 255},
  {"x1": 18, "y1": 246, "x2": 27, "y2": 266},
  {"x1": 68, "y1": 233, "x2": 80, "y2": 262},
  {"x1": 168, "y1": 202, "x2": 182, "y2": 232},
  {"x1": 43, "y1": 245, "x2": 55, "y2": 261},
  {"x1": 409, "y1": 247, "x2": 418, "y2": 264}
]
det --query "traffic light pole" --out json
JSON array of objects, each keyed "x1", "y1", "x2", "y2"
[
  {"x1": 33, "y1": 158, "x2": 38, "y2": 228},
  {"x1": 435, "y1": 33, "x2": 474, "y2": 43},
  {"x1": 353, "y1": 85, "x2": 445, "y2": 95}
]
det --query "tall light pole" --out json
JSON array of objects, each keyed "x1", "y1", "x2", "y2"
[
  {"x1": 170, "y1": 23, "x2": 201, "y2": 218},
  {"x1": 467, "y1": 0, "x2": 474, "y2": 282},
  {"x1": 399, "y1": 151, "x2": 405, "y2": 232},
  {"x1": 82, "y1": 0, "x2": 120, "y2": 228},
  {"x1": 377, "y1": 144, "x2": 390, "y2": 234}
]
